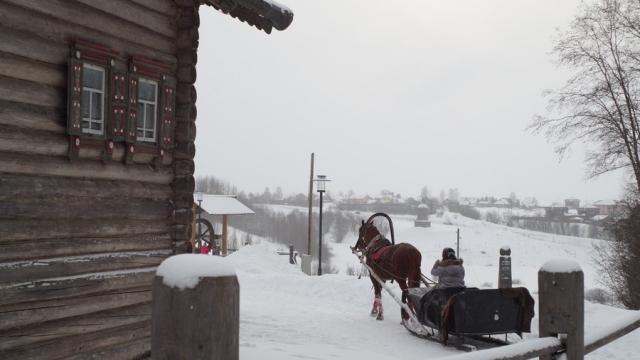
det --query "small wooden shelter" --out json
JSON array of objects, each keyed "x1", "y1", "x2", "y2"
[
  {"x1": 197, "y1": 194, "x2": 255, "y2": 255},
  {"x1": 0, "y1": 0, "x2": 292, "y2": 358}
]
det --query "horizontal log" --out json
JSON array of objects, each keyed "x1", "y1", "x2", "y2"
[
  {"x1": 1, "y1": 269, "x2": 156, "y2": 307},
  {"x1": 131, "y1": 0, "x2": 176, "y2": 15},
  {"x1": 0, "y1": 289, "x2": 151, "y2": 331},
  {"x1": 0, "y1": 152, "x2": 174, "y2": 184},
  {"x1": 176, "y1": 6, "x2": 200, "y2": 28},
  {"x1": 0, "y1": 75, "x2": 64, "y2": 108},
  {"x1": 174, "y1": 208, "x2": 194, "y2": 224},
  {"x1": 0, "y1": 1, "x2": 176, "y2": 66},
  {"x1": 0, "y1": 234, "x2": 172, "y2": 263},
  {"x1": 174, "y1": 121, "x2": 196, "y2": 144},
  {"x1": 173, "y1": 159, "x2": 195, "y2": 176},
  {"x1": 172, "y1": 175, "x2": 195, "y2": 194},
  {"x1": 0, "y1": 250, "x2": 171, "y2": 285},
  {"x1": 0, "y1": 218, "x2": 169, "y2": 242},
  {"x1": 177, "y1": 27, "x2": 199, "y2": 49},
  {"x1": 0, "y1": 126, "x2": 167, "y2": 167},
  {"x1": 173, "y1": 193, "x2": 194, "y2": 209},
  {"x1": 170, "y1": 224, "x2": 192, "y2": 241},
  {"x1": 67, "y1": 337, "x2": 151, "y2": 360},
  {"x1": 177, "y1": 48, "x2": 198, "y2": 65},
  {"x1": 176, "y1": 103, "x2": 197, "y2": 122},
  {"x1": 0, "y1": 26, "x2": 69, "y2": 66},
  {"x1": 0, "y1": 51, "x2": 66, "y2": 87},
  {"x1": 0, "y1": 302, "x2": 151, "y2": 352},
  {"x1": 0, "y1": 197, "x2": 173, "y2": 221},
  {"x1": 174, "y1": 140, "x2": 196, "y2": 160},
  {"x1": 176, "y1": 83, "x2": 197, "y2": 103},
  {"x1": 5, "y1": 0, "x2": 175, "y2": 53},
  {"x1": 176, "y1": 64, "x2": 197, "y2": 84},
  {"x1": 0, "y1": 100, "x2": 65, "y2": 133},
  {"x1": 0, "y1": 174, "x2": 172, "y2": 200},
  {"x1": 174, "y1": 0, "x2": 200, "y2": 7},
  {"x1": 74, "y1": 0, "x2": 176, "y2": 37}
]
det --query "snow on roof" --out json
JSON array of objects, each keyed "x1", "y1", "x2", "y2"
[
  {"x1": 593, "y1": 199, "x2": 618, "y2": 206},
  {"x1": 199, "y1": 194, "x2": 255, "y2": 215},
  {"x1": 156, "y1": 254, "x2": 236, "y2": 290},
  {"x1": 540, "y1": 258, "x2": 582, "y2": 273}
]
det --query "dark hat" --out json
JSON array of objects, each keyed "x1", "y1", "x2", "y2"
[{"x1": 442, "y1": 247, "x2": 456, "y2": 260}]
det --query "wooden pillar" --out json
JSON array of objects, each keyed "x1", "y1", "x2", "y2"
[
  {"x1": 152, "y1": 254, "x2": 239, "y2": 359},
  {"x1": 498, "y1": 245, "x2": 512, "y2": 288},
  {"x1": 222, "y1": 214, "x2": 228, "y2": 255},
  {"x1": 538, "y1": 259, "x2": 584, "y2": 360}
]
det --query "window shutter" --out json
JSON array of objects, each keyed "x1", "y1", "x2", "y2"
[
  {"x1": 160, "y1": 81, "x2": 176, "y2": 149},
  {"x1": 109, "y1": 68, "x2": 127, "y2": 142},
  {"x1": 68, "y1": 58, "x2": 84, "y2": 137},
  {"x1": 126, "y1": 65, "x2": 139, "y2": 145}
]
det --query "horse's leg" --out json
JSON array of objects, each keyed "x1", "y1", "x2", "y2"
[{"x1": 370, "y1": 276, "x2": 384, "y2": 320}]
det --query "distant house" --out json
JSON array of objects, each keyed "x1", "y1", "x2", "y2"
[
  {"x1": 376, "y1": 194, "x2": 397, "y2": 204},
  {"x1": 593, "y1": 199, "x2": 621, "y2": 215},
  {"x1": 521, "y1": 197, "x2": 539, "y2": 208},
  {"x1": 350, "y1": 194, "x2": 373, "y2": 204},
  {"x1": 546, "y1": 202, "x2": 568, "y2": 218},
  {"x1": 579, "y1": 204, "x2": 600, "y2": 217},
  {"x1": 493, "y1": 199, "x2": 511, "y2": 208},
  {"x1": 459, "y1": 197, "x2": 477, "y2": 206},
  {"x1": 405, "y1": 197, "x2": 421, "y2": 206},
  {"x1": 565, "y1": 198, "x2": 580, "y2": 209}
]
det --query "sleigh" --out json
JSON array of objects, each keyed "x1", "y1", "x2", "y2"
[{"x1": 402, "y1": 286, "x2": 535, "y2": 348}]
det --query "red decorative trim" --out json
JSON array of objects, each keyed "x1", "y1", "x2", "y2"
[
  {"x1": 75, "y1": 40, "x2": 120, "y2": 56},
  {"x1": 131, "y1": 55, "x2": 172, "y2": 69}
]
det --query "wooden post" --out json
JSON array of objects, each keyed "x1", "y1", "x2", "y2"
[
  {"x1": 222, "y1": 214, "x2": 228, "y2": 255},
  {"x1": 307, "y1": 152, "x2": 314, "y2": 255},
  {"x1": 498, "y1": 245, "x2": 512, "y2": 288},
  {"x1": 289, "y1": 244, "x2": 294, "y2": 264},
  {"x1": 152, "y1": 255, "x2": 239, "y2": 359},
  {"x1": 538, "y1": 259, "x2": 584, "y2": 360}
]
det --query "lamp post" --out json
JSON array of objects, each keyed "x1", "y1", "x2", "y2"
[
  {"x1": 313, "y1": 175, "x2": 330, "y2": 275},
  {"x1": 197, "y1": 191, "x2": 203, "y2": 253}
]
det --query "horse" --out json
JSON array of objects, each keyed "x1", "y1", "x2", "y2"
[{"x1": 354, "y1": 214, "x2": 423, "y2": 320}]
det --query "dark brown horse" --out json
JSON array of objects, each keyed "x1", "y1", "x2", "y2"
[{"x1": 354, "y1": 214, "x2": 422, "y2": 320}]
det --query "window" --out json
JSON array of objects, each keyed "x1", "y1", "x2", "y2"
[
  {"x1": 67, "y1": 41, "x2": 175, "y2": 165},
  {"x1": 82, "y1": 64, "x2": 106, "y2": 135},
  {"x1": 137, "y1": 78, "x2": 158, "y2": 142}
]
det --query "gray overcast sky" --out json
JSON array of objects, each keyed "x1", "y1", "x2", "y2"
[{"x1": 194, "y1": 0, "x2": 625, "y2": 205}]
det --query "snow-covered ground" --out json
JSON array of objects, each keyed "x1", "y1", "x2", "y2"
[{"x1": 187, "y1": 209, "x2": 640, "y2": 359}]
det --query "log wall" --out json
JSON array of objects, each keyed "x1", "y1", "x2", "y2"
[{"x1": 0, "y1": 1, "x2": 199, "y2": 358}]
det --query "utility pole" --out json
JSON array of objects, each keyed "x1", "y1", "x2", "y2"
[{"x1": 307, "y1": 153, "x2": 314, "y2": 255}]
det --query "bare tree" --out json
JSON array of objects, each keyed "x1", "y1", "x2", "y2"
[{"x1": 529, "y1": 0, "x2": 640, "y2": 193}]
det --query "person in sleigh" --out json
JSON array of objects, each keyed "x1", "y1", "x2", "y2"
[{"x1": 430, "y1": 247, "x2": 465, "y2": 288}]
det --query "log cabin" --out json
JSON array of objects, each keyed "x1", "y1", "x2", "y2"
[{"x1": 0, "y1": 0, "x2": 293, "y2": 358}]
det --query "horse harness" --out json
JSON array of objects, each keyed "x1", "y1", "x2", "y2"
[{"x1": 363, "y1": 235, "x2": 409, "y2": 281}]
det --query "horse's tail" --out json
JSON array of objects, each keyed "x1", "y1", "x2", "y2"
[{"x1": 408, "y1": 245, "x2": 422, "y2": 288}]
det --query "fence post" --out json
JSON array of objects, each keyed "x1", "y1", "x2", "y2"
[
  {"x1": 498, "y1": 245, "x2": 512, "y2": 288},
  {"x1": 289, "y1": 244, "x2": 294, "y2": 264},
  {"x1": 538, "y1": 259, "x2": 584, "y2": 360},
  {"x1": 152, "y1": 254, "x2": 239, "y2": 360}
]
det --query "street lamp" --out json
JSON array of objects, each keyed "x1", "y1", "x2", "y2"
[
  {"x1": 197, "y1": 191, "x2": 203, "y2": 253},
  {"x1": 313, "y1": 175, "x2": 330, "y2": 275}
]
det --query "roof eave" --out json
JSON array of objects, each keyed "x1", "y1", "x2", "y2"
[{"x1": 204, "y1": 0, "x2": 293, "y2": 34}]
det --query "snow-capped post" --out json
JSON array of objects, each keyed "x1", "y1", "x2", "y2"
[
  {"x1": 152, "y1": 254, "x2": 239, "y2": 359},
  {"x1": 538, "y1": 259, "x2": 584, "y2": 360},
  {"x1": 498, "y1": 245, "x2": 512, "y2": 288}
]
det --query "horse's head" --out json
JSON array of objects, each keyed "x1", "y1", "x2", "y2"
[{"x1": 355, "y1": 219, "x2": 382, "y2": 251}]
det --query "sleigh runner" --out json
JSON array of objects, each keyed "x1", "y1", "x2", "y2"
[{"x1": 352, "y1": 213, "x2": 535, "y2": 351}]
